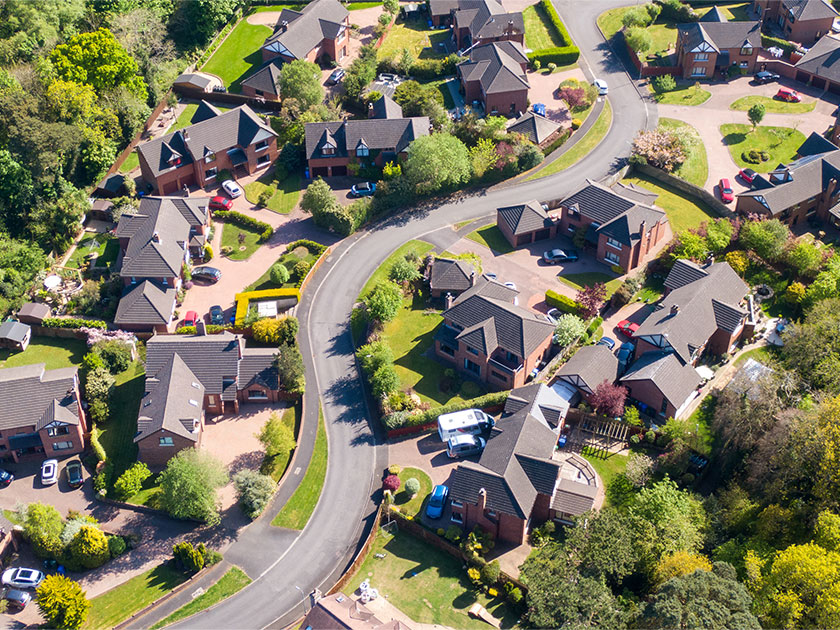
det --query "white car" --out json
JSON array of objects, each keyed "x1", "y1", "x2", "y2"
[
  {"x1": 504, "y1": 281, "x2": 517, "y2": 290},
  {"x1": 2, "y1": 568, "x2": 45, "y2": 590},
  {"x1": 222, "y1": 179, "x2": 243, "y2": 199},
  {"x1": 40, "y1": 459, "x2": 58, "y2": 486},
  {"x1": 594, "y1": 79, "x2": 608, "y2": 95}
]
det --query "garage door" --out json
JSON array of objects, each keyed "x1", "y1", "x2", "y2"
[
  {"x1": 813, "y1": 77, "x2": 826, "y2": 90},
  {"x1": 829, "y1": 81, "x2": 840, "y2": 95},
  {"x1": 534, "y1": 228, "x2": 551, "y2": 241},
  {"x1": 162, "y1": 181, "x2": 179, "y2": 195},
  {"x1": 796, "y1": 70, "x2": 810, "y2": 83},
  {"x1": 332, "y1": 165, "x2": 347, "y2": 176},
  {"x1": 312, "y1": 167, "x2": 329, "y2": 178}
]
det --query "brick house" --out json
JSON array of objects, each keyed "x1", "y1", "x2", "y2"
[
  {"x1": 240, "y1": 60, "x2": 283, "y2": 101},
  {"x1": 145, "y1": 330, "x2": 281, "y2": 416},
  {"x1": 557, "y1": 181, "x2": 668, "y2": 272},
  {"x1": 554, "y1": 345, "x2": 619, "y2": 400},
  {"x1": 753, "y1": 0, "x2": 838, "y2": 46},
  {"x1": 304, "y1": 96, "x2": 429, "y2": 177},
  {"x1": 429, "y1": 0, "x2": 524, "y2": 51},
  {"x1": 446, "y1": 383, "x2": 595, "y2": 545},
  {"x1": 496, "y1": 200, "x2": 559, "y2": 247},
  {"x1": 457, "y1": 41, "x2": 529, "y2": 116},
  {"x1": 433, "y1": 277, "x2": 555, "y2": 390},
  {"x1": 261, "y1": 0, "x2": 350, "y2": 65},
  {"x1": 426, "y1": 257, "x2": 477, "y2": 299},
  {"x1": 793, "y1": 35, "x2": 840, "y2": 92},
  {"x1": 675, "y1": 17, "x2": 761, "y2": 79},
  {"x1": 137, "y1": 103, "x2": 278, "y2": 195},
  {"x1": 0, "y1": 364, "x2": 86, "y2": 463},
  {"x1": 620, "y1": 350, "x2": 702, "y2": 419}
]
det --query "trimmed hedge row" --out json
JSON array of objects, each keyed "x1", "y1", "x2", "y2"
[
  {"x1": 214, "y1": 209, "x2": 273, "y2": 242},
  {"x1": 176, "y1": 324, "x2": 231, "y2": 335},
  {"x1": 382, "y1": 391, "x2": 509, "y2": 431},
  {"x1": 760, "y1": 34, "x2": 799, "y2": 57},
  {"x1": 526, "y1": 0, "x2": 580, "y2": 67},
  {"x1": 234, "y1": 287, "x2": 301, "y2": 325},
  {"x1": 43, "y1": 317, "x2": 107, "y2": 330},
  {"x1": 286, "y1": 239, "x2": 327, "y2": 256},
  {"x1": 545, "y1": 290, "x2": 583, "y2": 315}
]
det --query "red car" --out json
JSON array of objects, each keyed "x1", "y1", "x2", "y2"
[
  {"x1": 775, "y1": 87, "x2": 802, "y2": 102},
  {"x1": 183, "y1": 310, "x2": 198, "y2": 327},
  {"x1": 617, "y1": 320, "x2": 639, "y2": 337},
  {"x1": 719, "y1": 178, "x2": 734, "y2": 203},
  {"x1": 208, "y1": 196, "x2": 233, "y2": 212},
  {"x1": 738, "y1": 168, "x2": 757, "y2": 184}
]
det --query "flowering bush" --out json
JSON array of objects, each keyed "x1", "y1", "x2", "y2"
[
  {"x1": 631, "y1": 129, "x2": 686, "y2": 172},
  {"x1": 383, "y1": 474, "x2": 400, "y2": 492}
]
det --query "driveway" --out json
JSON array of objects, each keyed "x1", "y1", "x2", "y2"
[
  {"x1": 388, "y1": 432, "x2": 470, "y2": 488},
  {"x1": 526, "y1": 66, "x2": 587, "y2": 125}
]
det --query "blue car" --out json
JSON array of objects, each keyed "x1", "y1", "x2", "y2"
[
  {"x1": 350, "y1": 182, "x2": 376, "y2": 197},
  {"x1": 616, "y1": 342, "x2": 634, "y2": 366},
  {"x1": 597, "y1": 336, "x2": 616, "y2": 350},
  {"x1": 425, "y1": 484, "x2": 449, "y2": 519}
]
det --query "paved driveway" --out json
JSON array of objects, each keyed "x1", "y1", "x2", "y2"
[{"x1": 526, "y1": 66, "x2": 587, "y2": 125}]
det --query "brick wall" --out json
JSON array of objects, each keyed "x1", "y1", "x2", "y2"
[{"x1": 137, "y1": 429, "x2": 200, "y2": 468}]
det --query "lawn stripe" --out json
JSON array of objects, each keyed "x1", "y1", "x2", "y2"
[{"x1": 150, "y1": 567, "x2": 251, "y2": 630}]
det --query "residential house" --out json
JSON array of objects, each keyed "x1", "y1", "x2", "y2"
[
  {"x1": 304, "y1": 96, "x2": 429, "y2": 177},
  {"x1": 457, "y1": 41, "x2": 529, "y2": 116},
  {"x1": 433, "y1": 277, "x2": 555, "y2": 390},
  {"x1": 619, "y1": 350, "x2": 702, "y2": 419},
  {"x1": 261, "y1": 0, "x2": 350, "y2": 65},
  {"x1": 429, "y1": 0, "x2": 524, "y2": 51},
  {"x1": 753, "y1": 0, "x2": 838, "y2": 45},
  {"x1": 16, "y1": 302, "x2": 51, "y2": 326},
  {"x1": 554, "y1": 345, "x2": 619, "y2": 400},
  {"x1": 240, "y1": 60, "x2": 283, "y2": 101},
  {"x1": 792, "y1": 34, "x2": 840, "y2": 93},
  {"x1": 0, "y1": 321, "x2": 31, "y2": 352},
  {"x1": 426, "y1": 257, "x2": 477, "y2": 299},
  {"x1": 675, "y1": 17, "x2": 761, "y2": 79},
  {"x1": 145, "y1": 330, "x2": 281, "y2": 415},
  {"x1": 557, "y1": 180, "x2": 668, "y2": 272},
  {"x1": 503, "y1": 381, "x2": 570, "y2": 431},
  {"x1": 137, "y1": 103, "x2": 278, "y2": 195},
  {"x1": 507, "y1": 111, "x2": 563, "y2": 149},
  {"x1": 0, "y1": 364, "x2": 86, "y2": 463},
  {"x1": 446, "y1": 383, "x2": 596, "y2": 544},
  {"x1": 301, "y1": 592, "x2": 413, "y2": 630},
  {"x1": 496, "y1": 200, "x2": 558, "y2": 247}
]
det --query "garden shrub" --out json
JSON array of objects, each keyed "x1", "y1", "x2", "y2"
[
  {"x1": 113, "y1": 462, "x2": 151, "y2": 500},
  {"x1": 275, "y1": 343, "x2": 305, "y2": 395},
  {"x1": 213, "y1": 210, "x2": 273, "y2": 242},
  {"x1": 445, "y1": 524, "x2": 463, "y2": 542},
  {"x1": 404, "y1": 477, "x2": 420, "y2": 496},
  {"x1": 270, "y1": 263, "x2": 290, "y2": 285},
  {"x1": 460, "y1": 380, "x2": 481, "y2": 399},
  {"x1": 630, "y1": 433, "x2": 641, "y2": 445},
  {"x1": 651, "y1": 74, "x2": 676, "y2": 94},
  {"x1": 68, "y1": 525, "x2": 110, "y2": 569},
  {"x1": 760, "y1": 34, "x2": 799, "y2": 56},
  {"x1": 107, "y1": 535, "x2": 126, "y2": 558},
  {"x1": 383, "y1": 474, "x2": 401, "y2": 491},
  {"x1": 656, "y1": 0, "x2": 697, "y2": 22},
  {"x1": 742, "y1": 149, "x2": 770, "y2": 164},
  {"x1": 43, "y1": 317, "x2": 106, "y2": 330},
  {"x1": 545, "y1": 290, "x2": 583, "y2": 315},
  {"x1": 173, "y1": 541, "x2": 204, "y2": 574},
  {"x1": 92, "y1": 339, "x2": 132, "y2": 374},
  {"x1": 292, "y1": 260, "x2": 311, "y2": 283},
  {"x1": 370, "y1": 364, "x2": 400, "y2": 398},
  {"x1": 89, "y1": 426, "x2": 106, "y2": 462},
  {"x1": 233, "y1": 470, "x2": 276, "y2": 519},
  {"x1": 388, "y1": 464, "x2": 402, "y2": 475},
  {"x1": 645, "y1": 429, "x2": 656, "y2": 443},
  {"x1": 571, "y1": 118, "x2": 582, "y2": 130},
  {"x1": 382, "y1": 391, "x2": 509, "y2": 430},
  {"x1": 176, "y1": 324, "x2": 230, "y2": 335},
  {"x1": 481, "y1": 559, "x2": 501, "y2": 585}
]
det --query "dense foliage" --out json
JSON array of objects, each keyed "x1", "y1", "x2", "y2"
[{"x1": 157, "y1": 448, "x2": 228, "y2": 526}]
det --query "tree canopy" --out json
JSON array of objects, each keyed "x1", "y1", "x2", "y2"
[
  {"x1": 279, "y1": 59, "x2": 324, "y2": 110},
  {"x1": 404, "y1": 134, "x2": 471, "y2": 195},
  {"x1": 157, "y1": 448, "x2": 228, "y2": 525}
]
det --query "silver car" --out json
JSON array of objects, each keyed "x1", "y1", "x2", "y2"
[
  {"x1": 2, "y1": 568, "x2": 45, "y2": 590},
  {"x1": 40, "y1": 459, "x2": 58, "y2": 485}
]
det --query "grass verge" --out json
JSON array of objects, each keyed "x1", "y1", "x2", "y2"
[
  {"x1": 150, "y1": 567, "x2": 252, "y2": 629},
  {"x1": 243, "y1": 169, "x2": 301, "y2": 214},
  {"x1": 720, "y1": 123, "x2": 806, "y2": 174},
  {"x1": 730, "y1": 95, "x2": 815, "y2": 114},
  {"x1": 465, "y1": 225, "x2": 515, "y2": 255},
  {"x1": 650, "y1": 84, "x2": 711, "y2": 106},
  {"x1": 99, "y1": 362, "x2": 145, "y2": 483},
  {"x1": 659, "y1": 117, "x2": 708, "y2": 187},
  {"x1": 558, "y1": 272, "x2": 622, "y2": 297},
  {"x1": 221, "y1": 222, "x2": 262, "y2": 260},
  {"x1": 360, "y1": 240, "x2": 434, "y2": 299},
  {"x1": 262, "y1": 403, "x2": 301, "y2": 481},
  {"x1": 393, "y1": 467, "x2": 432, "y2": 519},
  {"x1": 621, "y1": 174, "x2": 716, "y2": 233}
]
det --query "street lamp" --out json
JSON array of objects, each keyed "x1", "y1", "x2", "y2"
[{"x1": 295, "y1": 585, "x2": 308, "y2": 615}]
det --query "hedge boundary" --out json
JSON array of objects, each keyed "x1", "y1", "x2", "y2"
[
  {"x1": 213, "y1": 209, "x2": 273, "y2": 242},
  {"x1": 545, "y1": 290, "x2": 584, "y2": 316},
  {"x1": 234, "y1": 288, "x2": 301, "y2": 326},
  {"x1": 526, "y1": 0, "x2": 580, "y2": 67},
  {"x1": 383, "y1": 390, "x2": 509, "y2": 433},
  {"x1": 42, "y1": 317, "x2": 107, "y2": 330}
]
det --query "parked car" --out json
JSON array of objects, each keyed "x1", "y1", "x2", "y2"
[
  {"x1": 738, "y1": 167, "x2": 757, "y2": 184},
  {"x1": 40, "y1": 459, "x2": 58, "y2": 486},
  {"x1": 616, "y1": 320, "x2": 640, "y2": 337},
  {"x1": 485, "y1": 272, "x2": 497, "y2": 280},
  {"x1": 327, "y1": 68, "x2": 346, "y2": 85},
  {"x1": 191, "y1": 267, "x2": 222, "y2": 284},
  {"x1": 754, "y1": 70, "x2": 780, "y2": 84},
  {"x1": 616, "y1": 341, "x2": 634, "y2": 366},
  {"x1": 183, "y1": 310, "x2": 198, "y2": 327},
  {"x1": 425, "y1": 484, "x2": 449, "y2": 519},
  {"x1": 719, "y1": 178, "x2": 734, "y2": 203},
  {"x1": 0, "y1": 469, "x2": 13, "y2": 487},
  {"x1": 775, "y1": 87, "x2": 802, "y2": 102},
  {"x1": 65, "y1": 460, "x2": 84, "y2": 489},
  {"x1": 2, "y1": 568, "x2": 44, "y2": 590},
  {"x1": 350, "y1": 182, "x2": 376, "y2": 197},
  {"x1": 597, "y1": 336, "x2": 616, "y2": 350},
  {"x1": 545, "y1": 307, "x2": 560, "y2": 324},
  {"x1": 594, "y1": 78, "x2": 608, "y2": 95},
  {"x1": 446, "y1": 434, "x2": 486, "y2": 459},
  {"x1": 209, "y1": 305, "x2": 224, "y2": 326},
  {"x1": 222, "y1": 179, "x2": 243, "y2": 199},
  {"x1": 3, "y1": 589, "x2": 31, "y2": 611},
  {"x1": 542, "y1": 248, "x2": 579, "y2": 264},
  {"x1": 504, "y1": 281, "x2": 517, "y2": 290},
  {"x1": 208, "y1": 196, "x2": 233, "y2": 212}
]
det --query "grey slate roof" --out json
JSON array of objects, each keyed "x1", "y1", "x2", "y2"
[
  {"x1": 240, "y1": 347, "x2": 280, "y2": 390},
  {"x1": 677, "y1": 20, "x2": 760, "y2": 54},
  {"x1": 797, "y1": 130, "x2": 838, "y2": 157},
  {"x1": 458, "y1": 41, "x2": 529, "y2": 95},
  {"x1": 191, "y1": 101, "x2": 223, "y2": 124},
  {"x1": 136, "y1": 353, "x2": 204, "y2": 443},
  {"x1": 114, "y1": 281, "x2": 176, "y2": 326},
  {"x1": 429, "y1": 257, "x2": 476, "y2": 294},
  {"x1": 612, "y1": 181, "x2": 659, "y2": 206},
  {"x1": 507, "y1": 112, "x2": 561, "y2": 145},
  {"x1": 370, "y1": 94, "x2": 403, "y2": 120},
  {"x1": 0, "y1": 364, "x2": 80, "y2": 432},
  {"x1": 497, "y1": 200, "x2": 550, "y2": 236},
  {"x1": 551, "y1": 476, "x2": 599, "y2": 515},
  {"x1": 137, "y1": 104, "x2": 277, "y2": 179},
  {"x1": 664, "y1": 259, "x2": 712, "y2": 291},
  {"x1": 504, "y1": 382, "x2": 569, "y2": 428},
  {"x1": 560, "y1": 180, "x2": 637, "y2": 224},
  {"x1": 118, "y1": 200, "x2": 191, "y2": 279},
  {"x1": 699, "y1": 5, "x2": 728, "y2": 21},
  {"x1": 455, "y1": 274, "x2": 520, "y2": 303},
  {"x1": 0, "y1": 321, "x2": 29, "y2": 343},
  {"x1": 173, "y1": 73, "x2": 213, "y2": 89},
  {"x1": 305, "y1": 117, "x2": 430, "y2": 160},
  {"x1": 555, "y1": 344, "x2": 619, "y2": 394},
  {"x1": 240, "y1": 60, "x2": 284, "y2": 97},
  {"x1": 17, "y1": 302, "x2": 51, "y2": 323},
  {"x1": 783, "y1": 0, "x2": 838, "y2": 21},
  {"x1": 621, "y1": 351, "x2": 702, "y2": 410},
  {"x1": 262, "y1": 0, "x2": 348, "y2": 60},
  {"x1": 445, "y1": 0, "x2": 523, "y2": 41},
  {"x1": 598, "y1": 203, "x2": 666, "y2": 248},
  {"x1": 795, "y1": 34, "x2": 840, "y2": 83}
]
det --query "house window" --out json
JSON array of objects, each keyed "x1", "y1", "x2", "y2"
[
  {"x1": 467, "y1": 346, "x2": 479, "y2": 356},
  {"x1": 161, "y1": 277, "x2": 168, "y2": 286},
  {"x1": 567, "y1": 226, "x2": 576, "y2": 234},
  {"x1": 47, "y1": 426, "x2": 69, "y2": 437},
  {"x1": 257, "y1": 154, "x2": 270, "y2": 165},
  {"x1": 694, "y1": 52, "x2": 709, "y2": 61},
  {"x1": 248, "y1": 389, "x2": 268, "y2": 400},
  {"x1": 739, "y1": 61, "x2": 749, "y2": 68},
  {"x1": 505, "y1": 351, "x2": 517, "y2": 363},
  {"x1": 53, "y1": 441, "x2": 73, "y2": 450},
  {"x1": 740, "y1": 46, "x2": 753, "y2": 56},
  {"x1": 451, "y1": 499, "x2": 463, "y2": 508},
  {"x1": 606, "y1": 237, "x2": 622, "y2": 250},
  {"x1": 130, "y1": 276, "x2": 137, "y2": 284},
  {"x1": 487, "y1": 509, "x2": 497, "y2": 519},
  {"x1": 451, "y1": 511, "x2": 463, "y2": 524},
  {"x1": 206, "y1": 167, "x2": 218, "y2": 180},
  {"x1": 255, "y1": 89, "x2": 264, "y2": 97},
  {"x1": 159, "y1": 436, "x2": 175, "y2": 446},
  {"x1": 255, "y1": 141, "x2": 268, "y2": 152},
  {"x1": 321, "y1": 147, "x2": 335, "y2": 156},
  {"x1": 204, "y1": 153, "x2": 216, "y2": 163},
  {"x1": 464, "y1": 359, "x2": 480, "y2": 376},
  {"x1": 357, "y1": 146, "x2": 369, "y2": 157},
  {"x1": 208, "y1": 395, "x2": 216, "y2": 404},
  {"x1": 567, "y1": 207, "x2": 579, "y2": 217},
  {"x1": 440, "y1": 344, "x2": 455, "y2": 357},
  {"x1": 491, "y1": 371, "x2": 507, "y2": 382},
  {"x1": 605, "y1": 250, "x2": 621, "y2": 265},
  {"x1": 691, "y1": 66, "x2": 706, "y2": 77},
  {"x1": 660, "y1": 398, "x2": 669, "y2": 414}
]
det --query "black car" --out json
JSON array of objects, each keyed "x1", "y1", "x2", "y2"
[
  {"x1": 542, "y1": 248, "x2": 579, "y2": 264},
  {"x1": 0, "y1": 470, "x2": 13, "y2": 487},
  {"x1": 209, "y1": 305, "x2": 224, "y2": 326},
  {"x1": 327, "y1": 68, "x2": 345, "y2": 85},
  {"x1": 754, "y1": 70, "x2": 780, "y2": 84},
  {"x1": 192, "y1": 267, "x2": 222, "y2": 284},
  {"x1": 65, "y1": 460, "x2": 83, "y2": 488}
]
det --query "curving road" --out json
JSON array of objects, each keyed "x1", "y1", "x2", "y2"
[{"x1": 175, "y1": 2, "x2": 654, "y2": 628}]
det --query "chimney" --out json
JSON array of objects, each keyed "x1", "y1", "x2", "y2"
[
  {"x1": 152, "y1": 231, "x2": 160, "y2": 243},
  {"x1": 469, "y1": 270, "x2": 476, "y2": 286},
  {"x1": 477, "y1": 487, "x2": 487, "y2": 511},
  {"x1": 670, "y1": 304, "x2": 680, "y2": 316},
  {"x1": 639, "y1": 220, "x2": 646, "y2": 238},
  {"x1": 445, "y1": 292, "x2": 454, "y2": 310},
  {"x1": 368, "y1": 102, "x2": 375, "y2": 118},
  {"x1": 182, "y1": 129, "x2": 189, "y2": 141},
  {"x1": 196, "y1": 320, "x2": 207, "y2": 336}
]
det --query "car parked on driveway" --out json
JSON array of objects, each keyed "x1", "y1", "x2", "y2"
[
  {"x1": 446, "y1": 434, "x2": 486, "y2": 458},
  {"x1": 775, "y1": 87, "x2": 802, "y2": 102},
  {"x1": 3, "y1": 589, "x2": 31, "y2": 611},
  {"x1": 594, "y1": 78, "x2": 608, "y2": 95},
  {"x1": 192, "y1": 267, "x2": 222, "y2": 284},
  {"x1": 0, "y1": 469, "x2": 13, "y2": 487},
  {"x1": 754, "y1": 70, "x2": 780, "y2": 84},
  {"x1": 2, "y1": 568, "x2": 44, "y2": 590},
  {"x1": 65, "y1": 460, "x2": 84, "y2": 488},
  {"x1": 40, "y1": 459, "x2": 57, "y2": 486},
  {"x1": 350, "y1": 182, "x2": 376, "y2": 197},
  {"x1": 542, "y1": 248, "x2": 579, "y2": 264},
  {"x1": 327, "y1": 68, "x2": 345, "y2": 85},
  {"x1": 617, "y1": 341, "x2": 634, "y2": 368},
  {"x1": 545, "y1": 307, "x2": 560, "y2": 324},
  {"x1": 222, "y1": 179, "x2": 243, "y2": 199},
  {"x1": 209, "y1": 305, "x2": 224, "y2": 326},
  {"x1": 616, "y1": 320, "x2": 639, "y2": 337},
  {"x1": 425, "y1": 484, "x2": 449, "y2": 519},
  {"x1": 208, "y1": 196, "x2": 233, "y2": 212},
  {"x1": 738, "y1": 168, "x2": 757, "y2": 184},
  {"x1": 597, "y1": 336, "x2": 616, "y2": 350},
  {"x1": 719, "y1": 178, "x2": 734, "y2": 203},
  {"x1": 183, "y1": 310, "x2": 198, "y2": 327}
]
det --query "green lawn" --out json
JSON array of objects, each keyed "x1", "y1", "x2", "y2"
[
  {"x1": 98, "y1": 362, "x2": 145, "y2": 484},
  {"x1": 221, "y1": 222, "x2": 262, "y2": 260},
  {"x1": 245, "y1": 242, "x2": 325, "y2": 292},
  {"x1": 262, "y1": 403, "x2": 301, "y2": 481},
  {"x1": 558, "y1": 272, "x2": 622, "y2": 297},
  {"x1": 173, "y1": 103, "x2": 232, "y2": 131},
  {"x1": 271, "y1": 407, "x2": 327, "y2": 529},
  {"x1": 734, "y1": 345, "x2": 780, "y2": 368},
  {"x1": 347, "y1": 529, "x2": 518, "y2": 630},
  {"x1": 126, "y1": 477, "x2": 163, "y2": 509},
  {"x1": 621, "y1": 174, "x2": 716, "y2": 233},
  {"x1": 528, "y1": 100, "x2": 612, "y2": 179},
  {"x1": 378, "y1": 18, "x2": 449, "y2": 60},
  {"x1": 465, "y1": 225, "x2": 515, "y2": 255},
  {"x1": 0, "y1": 336, "x2": 86, "y2": 370},
  {"x1": 696, "y1": 2, "x2": 751, "y2": 20},
  {"x1": 581, "y1": 446, "x2": 628, "y2": 496},
  {"x1": 347, "y1": 1, "x2": 381, "y2": 8},
  {"x1": 119, "y1": 151, "x2": 140, "y2": 174},
  {"x1": 201, "y1": 18, "x2": 272, "y2": 92},
  {"x1": 650, "y1": 84, "x2": 712, "y2": 106},
  {"x1": 65, "y1": 234, "x2": 118, "y2": 270},
  {"x1": 150, "y1": 567, "x2": 251, "y2": 630},
  {"x1": 244, "y1": 169, "x2": 301, "y2": 214},
  {"x1": 84, "y1": 564, "x2": 188, "y2": 630},
  {"x1": 686, "y1": 395, "x2": 716, "y2": 457},
  {"x1": 393, "y1": 467, "x2": 432, "y2": 518},
  {"x1": 659, "y1": 117, "x2": 708, "y2": 187},
  {"x1": 636, "y1": 275, "x2": 664, "y2": 304},
  {"x1": 523, "y1": 3, "x2": 563, "y2": 50},
  {"x1": 421, "y1": 77, "x2": 456, "y2": 110},
  {"x1": 720, "y1": 123, "x2": 806, "y2": 174},
  {"x1": 360, "y1": 240, "x2": 434, "y2": 299},
  {"x1": 596, "y1": 7, "x2": 676, "y2": 56},
  {"x1": 730, "y1": 95, "x2": 816, "y2": 114}
]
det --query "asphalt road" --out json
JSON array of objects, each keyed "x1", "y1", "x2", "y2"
[{"x1": 174, "y1": 2, "x2": 654, "y2": 628}]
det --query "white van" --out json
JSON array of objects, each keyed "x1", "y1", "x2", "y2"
[{"x1": 437, "y1": 409, "x2": 494, "y2": 442}]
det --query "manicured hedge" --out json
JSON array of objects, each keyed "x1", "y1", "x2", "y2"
[
  {"x1": 176, "y1": 324, "x2": 231, "y2": 335},
  {"x1": 234, "y1": 287, "x2": 301, "y2": 326},
  {"x1": 43, "y1": 317, "x2": 107, "y2": 330},
  {"x1": 286, "y1": 239, "x2": 327, "y2": 256},
  {"x1": 213, "y1": 209, "x2": 273, "y2": 242},
  {"x1": 526, "y1": 0, "x2": 580, "y2": 67},
  {"x1": 545, "y1": 290, "x2": 583, "y2": 315},
  {"x1": 761, "y1": 34, "x2": 799, "y2": 57},
  {"x1": 541, "y1": 128, "x2": 571, "y2": 157},
  {"x1": 382, "y1": 391, "x2": 510, "y2": 431}
]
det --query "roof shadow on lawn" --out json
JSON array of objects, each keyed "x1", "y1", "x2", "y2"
[{"x1": 229, "y1": 49, "x2": 267, "y2": 94}]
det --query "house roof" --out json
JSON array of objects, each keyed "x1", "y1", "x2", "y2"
[
  {"x1": 95, "y1": 173, "x2": 126, "y2": 196},
  {"x1": 457, "y1": 41, "x2": 529, "y2": 95},
  {"x1": 507, "y1": 111, "x2": 561, "y2": 145},
  {"x1": 429, "y1": 257, "x2": 476, "y2": 293},
  {"x1": 262, "y1": 0, "x2": 348, "y2": 60},
  {"x1": 443, "y1": 0, "x2": 523, "y2": 41},
  {"x1": 0, "y1": 321, "x2": 29, "y2": 343},
  {"x1": 17, "y1": 302, "x2": 51, "y2": 322},
  {"x1": 797, "y1": 130, "x2": 838, "y2": 157},
  {"x1": 114, "y1": 281, "x2": 176, "y2": 326},
  {"x1": 699, "y1": 5, "x2": 728, "y2": 21},
  {"x1": 551, "y1": 468, "x2": 599, "y2": 515},
  {"x1": 135, "y1": 353, "x2": 204, "y2": 444},
  {"x1": 560, "y1": 180, "x2": 637, "y2": 224},
  {"x1": 173, "y1": 72, "x2": 218, "y2": 90},
  {"x1": 783, "y1": 0, "x2": 838, "y2": 21},
  {"x1": 240, "y1": 347, "x2": 280, "y2": 390},
  {"x1": 795, "y1": 34, "x2": 840, "y2": 83},
  {"x1": 555, "y1": 344, "x2": 619, "y2": 394},
  {"x1": 612, "y1": 181, "x2": 659, "y2": 205},
  {"x1": 620, "y1": 350, "x2": 702, "y2": 410},
  {"x1": 598, "y1": 203, "x2": 667, "y2": 248},
  {"x1": 137, "y1": 104, "x2": 277, "y2": 179},
  {"x1": 664, "y1": 258, "x2": 712, "y2": 291},
  {"x1": 370, "y1": 94, "x2": 403, "y2": 120},
  {"x1": 504, "y1": 382, "x2": 569, "y2": 428},
  {"x1": 0, "y1": 364, "x2": 79, "y2": 432},
  {"x1": 635, "y1": 261, "x2": 748, "y2": 364},
  {"x1": 118, "y1": 202, "x2": 191, "y2": 279},
  {"x1": 191, "y1": 101, "x2": 224, "y2": 124},
  {"x1": 302, "y1": 593, "x2": 398, "y2": 630},
  {"x1": 497, "y1": 200, "x2": 550, "y2": 236},
  {"x1": 677, "y1": 20, "x2": 760, "y2": 54},
  {"x1": 240, "y1": 60, "x2": 284, "y2": 97},
  {"x1": 305, "y1": 117, "x2": 430, "y2": 160}
]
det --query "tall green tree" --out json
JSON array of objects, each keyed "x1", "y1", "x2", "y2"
[
  {"x1": 22, "y1": 502, "x2": 64, "y2": 559},
  {"x1": 565, "y1": 507, "x2": 637, "y2": 586},
  {"x1": 36, "y1": 575, "x2": 90, "y2": 630},
  {"x1": 364, "y1": 281, "x2": 403, "y2": 323},
  {"x1": 739, "y1": 218, "x2": 788, "y2": 261},
  {"x1": 170, "y1": 0, "x2": 241, "y2": 47},
  {"x1": 278, "y1": 60, "x2": 324, "y2": 110},
  {"x1": 404, "y1": 134, "x2": 471, "y2": 195},
  {"x1": 783, "y1": 300, "x2": 840, "y2": 394},
  {"x1": 748, "y1": 103, "x2": 765, "y2": 130},
  {"x1": 157, "y1": 449, "x2": 228, "y2": 525}
]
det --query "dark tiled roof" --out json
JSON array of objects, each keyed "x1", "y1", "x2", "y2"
[
  {"x1": 370, "y1": 94, "x2": 403, "y2": 120},
  {"x1": 458, "y1": 41, "x2": 529, "y2": 95},
  {"x1": 496, "y1": 201, "x2": 549, "y2": 236},
  {"x1": 516, "y1": 454, "x2": 561, "y2": 496},
  {"x1": 612, "y1": 181, "x2": 659, "y2": 206},
  {"x1": 621, "y1": 351, "x2": 702, "y2": 410},
  {"x1": 136, "y1": 353, "x2": 204, "y2": 443},
  {"x1": 240, "y1": 347, "x2": 280, "y2": 390},
  {"x1": 551, "y1": 476, "x2": 599, "y2": 515},
  {"x1": 796, "y1": 34, "x2": 840, "y2": 83},
  {"x1": 504, "y1": 383, "x2": 569, "y2": 428},
  {"x1": 173, "y1": 73, "x2": 214, "y2": 89},
  {"x1": 784, "y1": 0, "x2": 838, "y2": 21},
  {"x1": 445, "y1": 0, "x2": 523, "y2": 40},
  {"x1": 737, "y1": 150, "x2": 840, "y2": 213},
  {"x1": 712, "y1": 298, "x2": 747, "y2": 333},
  {"x1": 191, "y1": 101, "x2": 223, "y2": 124},
  {"x1": 119, "y1": 202, "x2": 191, "y2": 279},
  {"x1": 560, "y1": 180, "x2": 636, "y2": 225},
  {"x1": 449, "y1": 465, "x2": 527, "y2": 518},
  {"x1": 677, "y1": 20, "x2": 760, "y2": 53},
  {"x1": 664, "y1": 259, "x2": 710, "y2": 291},
  {"x1": 305, "y1": 117, "x2": 429, "y2": 160},
  {"x1": 0, "y1": 364, "x2": 79, "y2": 432},
  {"x1": 556, "y1": 345, "x2": 619, "y2": 394},
  {"x1": 17, "y1": 302, "x2": 51, "y2": 322},
  {"x1": 114, "y1": 281, "x2": 176, "y2": 326},
  {"x1": 797, "y1": 131, "x2": 838, "y2": 157},
  {"x1": 429, "y1": 257, "x2": 475, "y2": 293},
  {"x1": 597, "y1": 203, "x2": 666, "y2": 247},
  {"x1": 507, "y1": 112, "x2": 561, "y2": 145},
  {"x1": 262, "y1": 0, "x2": 348, "y2": 59},
  {"x1": 455, "y1": 275, "x2": 519, "y2": 303},
  {"x1": 0, "y1": 321, "x2": 29, "y2": 343},
  {"x1": 699, "y1": 6, "x2": 728, "y2": 21},
  {"x1": 240, "y1": 60, "x2": 284, "y2": 97}
]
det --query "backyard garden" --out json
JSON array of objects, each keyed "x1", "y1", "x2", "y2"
[
  {"x1": 199, "y1": 17, "x2": 271, "y2": 93},
  {"x1": 65, "y1": 233, "x2": 119, "y2": 271}
]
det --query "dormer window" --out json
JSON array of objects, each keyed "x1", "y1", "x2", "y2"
[
  {"x1": 204, "y1": 153, "x2": 216, "y2": 163},
  {"x1": 357, "y1": 144, "x2": 369, "y2": 157},
  {"x1": 169, "y1": 157, "x2": 181, "y2": 166},
  {"x1": 740, "y1": 45, "x2": 753, "y2": 56},
  {"x1": 321, "y1": 146, "x2": 335, "y2": 156}
]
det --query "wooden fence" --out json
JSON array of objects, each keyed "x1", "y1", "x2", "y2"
[{"x1": 327, "y1": 504, "x2": 384, "y2": 596}]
